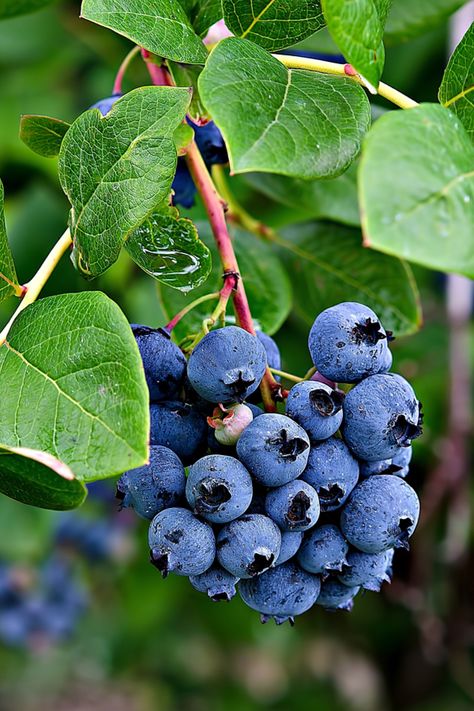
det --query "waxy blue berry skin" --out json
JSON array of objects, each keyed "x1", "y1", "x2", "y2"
[
  {"x1": 216, "y1": 514, "x2": 281, "y2": 579},
  {"x1": 189, "y1": 565, "x2": 239, "y2": 602},
  {"x1": 308, "y1": 302, "x2": 392, "y2": 383},
  {"x1": 187, "y1": 326, "x2": 267, "y2": 404},
  {"x1": 360, "y1": 459, "x2": 393, "y2": 477},
  {"x1": 116, "y1": 445, "x2": 185, "y2": 520},
  {"x1": 172, "y1": 159, "x2": 198, "y2": 208},
  {"x1": 265, "y1": 480, "x2": 320, "y2": 532},
  {"x1": 297, "y1": 524, "x2": 349, "y2": 576},
  {"x1": 391, "y1": 446, "x2": 412, "y2": 478},
  {"x1": 89, "y1": 93, "x2": 122, "y2": 116},
  {"x1": 150, "y1": 401, "x2": 207, "y2": 465},
  {"x1": 338, "y1": 549, "x2": 393, "y2": 592},
  {"x1": 256, "y1": 331, "x2": 281, "y2": 371},
  {"x1": 316, "y1": 579, "x2": 360, "y2": 611},
  {"x1": 236, "y1": 414, "x2": 310, "y2": 487},
  {"x1": 186, "y1": 455, "x2": 253, "y2": 524},
  {"x1": 301, "y1": 438, "x2": 359, "y2": 511},
  {"x1": 192, "y1": 119, "x2": 228, "y2": 166},
  {"x1": 239, "y1": 561, "x2": 321, "y2": 625},
  {"x1": 246, "y1": 403, "x2": 264, "y2": 418},
  {"x1": 340, "y1": 476, "x2": 420, "y2": 553},
  {"x1": 286, "y1": 381, "x2": 344, "y2": 441},
  {"x1": 275, "y1": 531, "x2": 304, "y2": 565},
  {"x1": 132, "y1": 325, "x2": 187, "y2": 402},
  {"x1": 148, "y1": 508, "x2": 215, "y2": 578},
  {"x1": 342, "y1": 373, "x2": 422, "y2": 461}
]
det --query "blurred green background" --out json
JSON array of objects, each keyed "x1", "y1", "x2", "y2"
[{"x1": 0, "y1": 2, "x2": 473, "y2": 710}]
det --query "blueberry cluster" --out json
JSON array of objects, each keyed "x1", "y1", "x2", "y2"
[{"x1": 118, "y1": 302, "x2": 423, "y2": 625}]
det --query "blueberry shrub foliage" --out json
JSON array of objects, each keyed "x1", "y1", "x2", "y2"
[{"x1": 0, "y1": 0, "x2": 472, "y2": 620}]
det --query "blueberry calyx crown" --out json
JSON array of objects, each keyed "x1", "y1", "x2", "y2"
[
  {"x1": 194, "y1": 478, "x2": 231, "y2": 514},
  {"x1": 309, "y1": 388, "x2": 345, "y2": 417},
  {"x1": 268, "y1": 429, "x2": 309, "y2": 461},
  {"x1": 150, "y1": 549, "x2": 170, "y2": 578},
  {"x1": 317, "y1": 483, "x2": 345, "y2": 508},
  {"x1": 352, "y1": 318, "x2": 386, "y2": 345},
  {"x1": 285, "y1": 491, "x2": 311, "y2": 528},
  {"x1": 390, "y1": 414, "x2": 423, "y2": 446},
  {"x1": 247, "y1": 552, "x2": 275, "y2": 576},
  {"x1": 222, "y1": 370, "x2": 256, "y2": 400}
]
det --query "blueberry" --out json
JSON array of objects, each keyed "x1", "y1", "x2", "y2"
[
  {"x1": 239, "y1": 561, "x2": 321, "y2": 625},
  {"x1": 265, "y1": 480, "x2": 320, "y2": 531},
  {"x1": 187, "y1": 326, "x2": 267, "y2": 404},
  {"x1": 116, "y1": 445, "x2": 185, "y2": 519},
  {"x1": 286, "y1": 381, "x2": 344, "y2": 441},
  {"x1": 275, "y1": 531, "x2": 304, "y2": 565},
  {"x1": 340, "y1": 476, "x2": 420, "y2": 553},
  {"x1": 308, "y1": 302, "x2": 392, "y2": 383},
  {"x1": 189, "y1": 564, "x2": 239, "y2": 602},
  {"x1": 391, "y1": 446, "x2": 412, "y2": 478},
  {"x1": 338, "y1": 549, "x2": 393, "y2": 591},
  {"x1": 191, "y1": 119, "x2": 228, "y2": 166},
  {"x1": 301, "y1": 438, "x2": 359, "y2": 511},
  {"x1": 255, "y1": 331, "x2": 281, "y2": 371},
  {"x1": 246, "y1": 403, "x2": 264, "y2": 418},
  {"x1": 186, "y1": 454, "x2": 253, "y2": 523},
  {"x1": 150, "y1": 401, "x2": 207, "y2": 464},
  {"x1": 207, "y1": 403, "x2": 254, "y2": 446},
  {"x1": 172, "y1": 159, "x2": 197, "y2": 208},
  {"x1": 216, "y1": 514, "x2": 281, "y2": 578},
  {"x1": 342, "y1": 373, "x2": 422, "y2": 461},
  {"x1": 297, "y1": 524, "x2": 349, "y2": 575},
  {"x1": 131, "y1": 324, "x2": 187, "y2": 402},
  {"x1": 149, "y1": 508, "x2": 215, "y2": 577},
  {"x1": 359, "y1": 459, "x2": 393, "y2": 477},
  {"x1": 89, "y1": 93, "x2": 122, "y2": 116},
  {"x1": 236, "y1": 414, "x2": 310, "y2": 487},
  {"x1": 316, "y1": 578, "x2": 360, "y2": 611}
]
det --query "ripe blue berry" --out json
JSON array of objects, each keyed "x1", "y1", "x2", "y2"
[
  {"x1": 359, "y1": 459, "x2": 393, "y2": 477},
  {"x1": 286, "y1": 381, "x2": 344, "y2": 441},
  {"x1": 308, "y1": 302, "x2": 392, "y2": 383},
  {"x1": 192, "y1": 119, "x2": 228, "y2": 166},
  {"x1": 338, "y1": 549, "x2": 394, "y2": 591},
  {"x1": 236, "y1": 414, "x2": 310, "y2": 487},
  {"x1": 265, "y1": 480, "x2": 320, "y2": 531},
  {"x1": 216, "y1": 514, "x2": 281, "y2": 578},
  {"x1": 391, "y1": 446, "x2": 412, "y2": 478},
  {"x1": 297, "y1": 524, "x2": 349, "y2": 575},
  {"x1": 275, "y1": 531, "x2": 304, "y2": 565},
  {"x1": 342, "y1": 373, "x2": 422, "y2": 461},
  {"x1": 301, "y1": 438, "x2": 359, "y2": 511},
  {"x1": 256, "y1": 331, "x2": 281, "y2": 371},
  {"x1": 186, "y1": 454, "x2": 253, "y2": 523},
  {"x1": 340, "y1": 476, "x2": 420, "y2": 553},
  {"x1": 132, "y1": 325, "x2": 187, "y2": 402},
  {"x1": 116, "y1": 445, "x2": 185, "y2": 519},
  {"x1": 149, "y1": 508, "x2": 215, "y2": 577},
  {"x1": 189, "y1": 565, "x2": 239, "y2": 602},
  {"x1": 89, "y1": 93, "x2": 121, "y2": 116},
  {"x1": 172, "y1": 159, "x2": 197, "y2": 208},
  {"x1": 239, "y1": 561, "x2": 321, "y2": 625},
  {"x1": 150, "y1": 401, "x2": 207, "y2": 464},
  {"x1": 316, "y1": 578, "x2": 360, "y2": 611},
  {"x1": 187, "y1": 326, "x2": 267, "y2": 404}
]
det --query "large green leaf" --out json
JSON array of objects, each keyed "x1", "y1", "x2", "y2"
[
  {"x1": 359, "y1": 104, "x2": 474, "y2": 277},
  {"x1": 439, "y1": 23, "x2": 474, "y2": 143},
  {"x1": 245, "y1": 161, "x2": 360, "y2": 227},
  {"x1": 0, "y1": 0, "x2": 54, "y2": 19},
  {"x1": 58, "y1": 87, "x2": 190, "y2": 279},
  {"x1": 19, "y1": 114, "x2": 70, "y2": 158},
  {"x1": 125, "y1": 206, "x2": 212, "y2": 291},
  {"x1": 321, "y1": 0, "x2": 390, "y2": 90},
  {"x1": 0, "y1": 180, "x2": 20, "y2": 303},
  {"x1": 0, "y1": 292, "x2": 149, "y2": 482},
  {"x1": 168, "y1": 62, "x2": 209, "y2": 123},
  {"x1": 385, "y1": 0, "x2": 466, "y2": 44},
  {"x1": 158, "y1": 224, "x2": 292, "y2": 339},
  {"x1": 277, "y1": 222, "x2": 421, "y2": 336},
  {"x1": 222, "y1": 0, "x2": 325, "y2": 51},
  {"x1": 81, "y1": 0, "x2": 208, "y2": 64},
  {"x1": 0, "y1": 445, "x2": 87, "y2": 511},
  {"x1": 199, "y1": 38, "x2": 370, "y2": 179}
]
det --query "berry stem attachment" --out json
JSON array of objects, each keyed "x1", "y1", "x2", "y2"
[
  {"x1": 269, "y1": 368, "x2": 304, "y2": 383},
  {"x1": 165, "y1": 292, "x2": 221, "y2": 332},
  {"x1": 112, "y1": 45, "x2": 141, "y2": 95},
  {"x1": 0, "y1": 228, "x2": 72, "y2": 346}
]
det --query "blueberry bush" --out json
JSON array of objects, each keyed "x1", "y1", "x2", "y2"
[{"x1": 0, "y1": 0, "x2": 473, "y2": 705}]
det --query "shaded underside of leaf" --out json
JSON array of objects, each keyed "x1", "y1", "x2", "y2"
[{"x1": 439, "y1": 23, "x2": 474, "y2": 143}]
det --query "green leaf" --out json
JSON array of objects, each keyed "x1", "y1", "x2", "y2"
[
  {"x1": 0, "y1": 0, "x2": 54, "y2": 20},
  {"x1": 158, "y1": 223, "x2": 292, "y2": 338},
  {"x1": 58, "y1": 87, "x2": 190, "y2": 279},
  {"x1": 199, "y1": 38, "x2": 370, "y2": 179},
  {"x1": 222, "y1": 0, "x2": 325, "y2": 51},
  {"x1": 321, "y1": 0, "x2": 390, "y2": 90},
  {"x1": 125, "y1": 206, "x2": 212, "y2": 291},
  {"x1": 81, "y1": 0, "x2": 208, "y2": 64},
  {"x1": 277, "y1": 222, "x2": 421, "y2": 336},
  {"x1": 0, "y1": 292, "x2": 149, "y2": 482},
  {"x1": 19, "y1": 114, "x2": 70, "y2": 158},
  {"x1": 168, "y1": 62, "x2": 210, "y2": 123},
  {"x1": 385, "y1": 0, "x2": 465, "y2": 44},
  {"x1": 0, "y1": 445, "x2": 87, "y2": 511},
  {"x1": 0, "y1": 180, "x2": 20, "y2": 302},
  {"x1": 359, "y1": 104, "x2": 474, "y2": 277},
  {"x1": 184, "y1": 0, "x2": 223, "y2": 36},
  {"x1": 245, "y1": 161, "x2": 360, "y2": 227},
  {"x1": 439, "y1": 23, "x2": 474, "y2": 143},
  {"x1": 174, "y1": 123, "x2": 195, "y2": 155}
]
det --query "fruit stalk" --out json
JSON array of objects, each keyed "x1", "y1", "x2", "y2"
[{"x1": 113, "y1": 45, "x2": 140, "y2": 95}]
